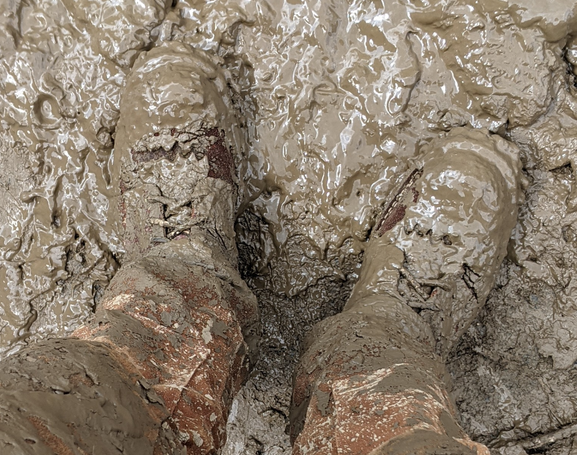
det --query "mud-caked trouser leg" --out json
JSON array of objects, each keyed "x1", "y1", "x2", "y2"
[
  {"x1": 290, "y1": 293, "x2": 489, "y2": 455},
  {"x1": 0, "y1": 42, "x2": 260, "y2": 455},
  {"x1": 0, "y1": 236, "x2": 258, "y2": 455},
  {"x1": 74, "y1": 232, "x2": 259, "y2": 453},
  {"x1": 291, "y1": 128, "x2": 522, "y2": 454}
]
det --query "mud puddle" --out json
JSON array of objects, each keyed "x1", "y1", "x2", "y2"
[{"x1": 2, "y1": 0, "x2": 577, "y2": 453}]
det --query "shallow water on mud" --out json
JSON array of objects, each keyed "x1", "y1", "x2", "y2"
[{"x1": 2, "y1": 0, "x2": 577, "y2": 453}]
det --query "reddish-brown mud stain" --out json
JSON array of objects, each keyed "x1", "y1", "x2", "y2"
[
  {"x1": 68, "y1": 372, "x2": 95, "y2": 387},
  {"x1": 131, "y1": 144, "x2": 178, "y2": 164},
  {"x1": 126, "y1": 128, "x2": 234, "y2": 184},
  {"x1": 377, "y1": 204, "x2": 407, "y2": 236},
  {"x1": 205, "y1": 128, "x2": 234, "y2": 185},
  {"x1": 375, "y1": 168, "x2": 422, "y2": 237},
  {"x1": 27, "y1": 416, "x2": 75, "y2": 455}
]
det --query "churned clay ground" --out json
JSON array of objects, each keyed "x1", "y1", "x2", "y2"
[{"x1": 1, "y1": 0, "x2": 577, "y2": 454}]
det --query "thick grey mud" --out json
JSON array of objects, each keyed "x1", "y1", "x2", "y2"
[{"x1": 1, "y1": 0, "x2": 577, "y2": 454}]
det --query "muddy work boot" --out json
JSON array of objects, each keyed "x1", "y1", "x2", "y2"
[
  {"x1": 114, "y1": 41, "x2": 242, "y2": 266},
  {"x1": 354, "y1": 127, "x2": 522, "y2": 358},
  {"x1": 81, "y1": 41, "x2": 260, "y2": 453},
  {"x1": 0, "y1": 42, "x2": 259, "y2": 455},
  {"x1": 291, "y1": 128, "x2": 521, "y2": 454}
]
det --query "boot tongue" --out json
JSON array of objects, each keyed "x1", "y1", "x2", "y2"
[{"x1": 118, "y1": 125, "x2": 239, "y2": 266}]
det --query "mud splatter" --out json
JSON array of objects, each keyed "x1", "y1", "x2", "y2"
[{"x1": 0, "y1": 0, "x2": 577, "y2": 453}]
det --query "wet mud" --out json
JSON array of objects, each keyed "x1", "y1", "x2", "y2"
[
  {"x1": 1, "y1": 0, "x2": 577, "y2": 453},
  {"x1": 0, "y1": 338, "x2": 184, "y2": 455}
]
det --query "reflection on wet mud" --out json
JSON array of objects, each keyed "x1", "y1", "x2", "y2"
[{"x1": 2, "y1": 0, "x2": 577, "y2": 453}]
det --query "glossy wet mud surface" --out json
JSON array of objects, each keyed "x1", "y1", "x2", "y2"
[{"x1": 1, "y1": 0, "x2": 577, "y2": 453}]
